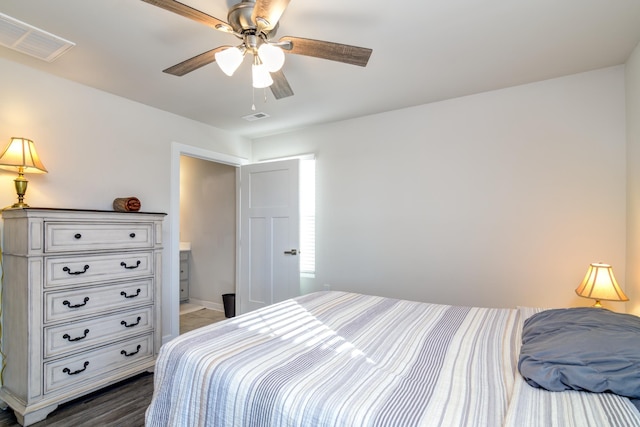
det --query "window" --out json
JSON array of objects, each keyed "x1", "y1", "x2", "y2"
[{"x1": 300, "y1": 159, "x2": 316, "y2": 275}]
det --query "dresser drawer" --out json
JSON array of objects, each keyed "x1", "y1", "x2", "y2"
[
  {"x1": 44, "y1": 307, "x2": 153, "y2": 358},
  {"x1": 45, "y1": 222, "x2": 154, "y2": 253},
  {"x1": 44, "y1": 279, "x2": 153, "y2": 323},
  {"x1": 44, "y1": 333, "x2": 154, "y2": 394},
  {"x1": 45, "y1": 251, "x2": 153, "y2": 288}
]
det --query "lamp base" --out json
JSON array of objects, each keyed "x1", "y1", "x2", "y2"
[
  {"x1": 13, "y1": 173, "x2": 29, "y2": 208},
  {"x1": 592, "y1": 300, "x2": 603, "y2": 308}
]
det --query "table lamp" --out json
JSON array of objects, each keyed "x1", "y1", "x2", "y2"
[
  {"x1": 575, "y1": 262, "x2": 628, "y2": 307},
  {"x1": 0, "y1": 137, "x2": 48, "y2": 208}
]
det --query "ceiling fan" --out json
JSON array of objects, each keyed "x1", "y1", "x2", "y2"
[{"x1": 141, "y1": 0, "x2": 373, "y2": 100}]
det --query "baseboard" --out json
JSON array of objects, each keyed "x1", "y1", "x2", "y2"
[{"x1": 187, "y1": 298, "x2": 223, "y2": 313}]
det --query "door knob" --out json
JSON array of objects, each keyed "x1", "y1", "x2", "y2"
[{"x1": 284, "y1": 249, "x2": 298, "y2": 255}]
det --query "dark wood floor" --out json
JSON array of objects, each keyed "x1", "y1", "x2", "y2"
[
  {"x1": 0, "y1": 372, "x2": 153, "y2": 427},
  {"x1": 0, "y1": 309, "x2": 225, "y2": 426}
]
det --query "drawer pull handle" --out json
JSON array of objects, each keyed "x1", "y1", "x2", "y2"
[
  {"x1": 120, "y1": 260, "x2": 141, "y2": 269},
  {"x1": 63, "y1": 361, "x2": 89, "y2": 376},
  {"x1": 121, "y1": 317, "x2": 142, "y2": 328},
  {"x1": 120, "y1": 288, "x2": 141, "y2": 299},
  {"x1": 63, "y1": 329, "x2": 90, "y2": 342},
  {"x1": 129, "y1": 233, "x2": 136, "y2": 238},
  {"x1": 74, "y1": 233, "x2": 82, "y2": 239},
  {"x1": 63, "y1": 265, "x2": 90, "y2": 275},
  {"x1": 121, "y1": 345, "x2": 142, "y2": 357},
  {"x1": 63, "y1": 297, "x2": 90, "y2": 308}
]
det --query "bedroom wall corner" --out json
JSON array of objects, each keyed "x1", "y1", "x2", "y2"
[{"x1": 625, "y1": 40, "x2": 640, "y2": 316}]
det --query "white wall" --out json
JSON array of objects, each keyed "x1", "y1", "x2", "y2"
[
  {"x1": 180, "y1": 156, "x2": 236, "y2": 308},
  {"x1": 253, "y1": 66, "x2": 628, "y2": 310},
  {"x1": 0, "y1": 55, "x2": 632, "y2": 326},
  {"x1": 0, "y1": 58, "x2": 251, "y2": 339},
  {"x1": 626, "y1": 41, "x2": 640, "y2": 315}
]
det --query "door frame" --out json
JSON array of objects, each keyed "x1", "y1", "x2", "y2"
[{"x1": 168, "y1": 142, "x2": 249, "y2": 343}]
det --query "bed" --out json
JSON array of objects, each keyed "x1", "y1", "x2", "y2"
[{"x1": 145, "y1": 291, "x2": 640, "y2": 426}]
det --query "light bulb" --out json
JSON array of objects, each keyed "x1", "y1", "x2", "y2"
[
  {"x1": 257, "y1": 43, "x2": 285, "y2": 72},
  {"x1": 215, "y1": 47, "x2": 244, "y2": 76},
  {"x1": 252, "y1": 63, "x2": 273, "y2": 88}
]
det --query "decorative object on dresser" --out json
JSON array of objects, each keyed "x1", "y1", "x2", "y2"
[
  {"x1": 0, "y1": 208, "x2": 165, "y2": 426},
  {"x1": 113, "y1": 197, "x2": 141, "y2": 212},
  {"x1": 0, "y1": 137, "x2": 48, "y2": 208},
  {"x1": 575, "y1": 262, "x2": 629, "y2": 307}
]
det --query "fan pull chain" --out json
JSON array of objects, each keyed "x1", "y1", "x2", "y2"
[{"x1": 251, "y1": 87, "x2": 269, "y2": 111}]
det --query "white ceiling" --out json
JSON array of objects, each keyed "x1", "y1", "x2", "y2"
[{"x1": 1, "y1": 0, "x2": 640, "y2": 139}]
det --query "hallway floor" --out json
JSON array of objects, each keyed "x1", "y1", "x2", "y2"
[{"x1": 180, "y1": 307, "x2": 227, "y2": 334}]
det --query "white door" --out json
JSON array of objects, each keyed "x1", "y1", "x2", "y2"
[{"x1": 238, "y1": 159, "x2": 300, "y2": 314}]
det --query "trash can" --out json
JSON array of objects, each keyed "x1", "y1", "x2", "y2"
[{"x1": 222, "y1": 293, "x2": 236, "y2": 318}]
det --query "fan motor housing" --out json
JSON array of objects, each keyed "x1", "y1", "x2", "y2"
[
  {"x1": 228, "y1": 0, "x2": 277, "y2": 37},
  {"x1": 228, "y1": 1, "x2": 255, "y2": 31}
]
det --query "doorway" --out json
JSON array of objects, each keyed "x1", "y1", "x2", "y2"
[
  {"x1": 167, "y1": 142, "x2": 248, "y2": 343},
  {"x1": 178, "y1": 155, "x2": 236, "y2": 333}
]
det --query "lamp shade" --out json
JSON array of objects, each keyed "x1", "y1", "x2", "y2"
[
  {"x1": 215, "y1": 47, "x2": 244, "y2": 76},
  {"x1": 575, "y1": 263, "x2": 628, "y2": 306},
  {"x1": 257, "y1": 43, "x2": 285, "y2": 72},
  {"x1": 0, "y1": 137, "x2": 47, "y2": 173},
  {"x1": 252, "y1": 62, "x2": 273, "y2": 88}
]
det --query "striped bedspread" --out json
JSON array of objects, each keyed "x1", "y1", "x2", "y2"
[
  {"x1": 146, "y1": 291, "x2": 520, "y2": 426},
  {"x1": 146, "y1": 294, "x2": 640, "y2": 426},
  {"x1": 505, "y1": 374, "x2": 640, "y2": 427}
]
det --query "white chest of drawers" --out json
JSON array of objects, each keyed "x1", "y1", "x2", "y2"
[{"x1": 0, "y1": 208, "x2": 165, "y2": 426}]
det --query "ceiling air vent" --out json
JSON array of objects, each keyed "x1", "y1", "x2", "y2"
[
  {"x1": 242, "y1": 112, "x2": 270, "y2": 122},
  {"x1": 0, "y1": 12, "x2": 75, "y2": 62}
]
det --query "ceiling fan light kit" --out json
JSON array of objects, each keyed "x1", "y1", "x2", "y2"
[
  {"x1": 215, "y1": 33, "x2": 286, "y2": 87},
  {"x1": 142, "y1": 0, "x2": 373, "y2": 100}
]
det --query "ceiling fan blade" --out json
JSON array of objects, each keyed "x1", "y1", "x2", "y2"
[
  {"x1": 279, "y1": 36, "x2": 372, "y2": 67},
  {"x1": 141, "y1": 0, "x2": 232, "y2": 32},
  {"x1": 252, "y1": 0, "x2": 291, "y2": 32},
  {"x1": 163, "y1": 46, "x2": 232, "y2": 76},
  {"x1": 269, "y1": 69, "x2": 294, "y2": 99}
]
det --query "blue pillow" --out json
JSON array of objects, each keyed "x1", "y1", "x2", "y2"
[{"x1": 519, "y1": 307, "x2": 640, "y2": 400}]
